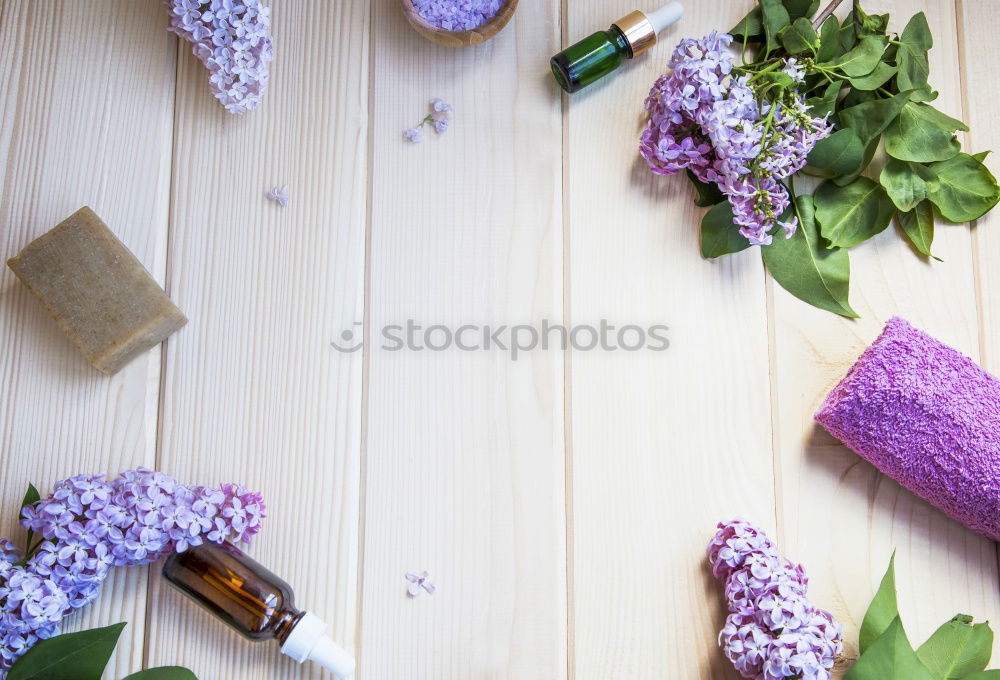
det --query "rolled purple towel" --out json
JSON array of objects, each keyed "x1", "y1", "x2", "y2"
[{"x1": 815, "y1": 317, "x2": 1000, "y2": 542}]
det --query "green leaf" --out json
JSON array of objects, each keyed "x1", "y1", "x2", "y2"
[
  {"x1": 926, "y1": 153, "x2": 1000, "y2": 222},
  {"x1": 760, "y1": 0, "x2": 792, "y2": 53},
  {"x1": 806, "y1": 128, "x2": 864, "y2": 178},
  {"x1": 700, "y1": 201, "x2": 751, "y2": 258},
  {"x1": 910, "y1": 102, "x2": 968, "y2": 132},
  {"x1": 973, "y1": 150, "x2": 992, "y2": 163},
  {"x1": 860, "y1": 11, "x2": 889, "y2": 35},
  {"x1": 779, "y1": 17, "x2": 818, "y2": 54},
  {"x1": 848, "y1": 62, "x2": 897, "y2": 91},
  {"x1": 687, "y1": 170, "x2": 724, "y2": 208},
  {"x1": 830, "y1": 34, "x2": 887, "y2": 78},
  {"x1": 838, "y1": 16, "x2": 858, "y2": 55},
  {"x1": 20, "y1": 483, "x2": 40, "y2": 509},
  {"x1": 730, "y1": 7, "x2": 763, "y2": 40},
  {"x1": 896, "y1": 12, "x2": 936, "y2": 102},
  {"x1": 838, "y1": 91, "x2": 912, "y2": 147},
  {"x1": 806, "y1": 80, "x2": 841, "y2": 118},
  {"x1": 885, "y1": 102, "x2": 966, "y2": 163},
  {"x1": 7, "y1": 623, "x2": 126, "y2": 680},
  {"x1": 899, "y1": 12, "x2": 933, "y2": 55},
  {"x1": 897, "y1": 52, "x2": 935, "y2": 102},
  {"x1": 815, "y1": 177, "x2": 896, "y2": 248},
  {"x1": 965, "y1": 673, "x2": 1000, "y2": 679},
  {"x1": 20, "y1": 482, "x2": 40, "y2": 548},
  {"x1": 898, "y1": 202, "x2": 938, "y2": 259},
  {"x1": 762, "y1": 194, "x2": 858, "y2": 318},
  {"x1": 859, "y1": 555, "x2": 899, "y2": 654},
  {"x1": 845, "y1": 618, "x2": 936, "y2": 680},
  {"x1": 880, "y1": 159, "x2": 935, "y2": 212},
  {"x1": 123, "y1": 668, "x2": 199, "y2": 680},
  {"x1": 782, "y1": 0, "x2": 819, "y2": 19},
  {"x1": 760, "y1": 71, "x2": 796, "y2": 90},
  {"x1": 916, "y1": 614, "x2": 993, "y2": 679},
  {"x1": 840, "y1": 87, "x2": 878, "y2": 111},
  {"x1": 816, "y1": 16, "x2": 840, "y2": 62},
  {"x1": 834, "y1": 137, "x2": 879, "y2": 187}
]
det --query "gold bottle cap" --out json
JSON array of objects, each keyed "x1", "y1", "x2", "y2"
[
  {"x1": 613, "y1": 10, "x2": 657, "y2": 57},
  {"x1": 614, "y1": 3, "x2": 684, "y2": 58}
]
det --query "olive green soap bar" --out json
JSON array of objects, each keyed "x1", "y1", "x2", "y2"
[{"x1": 7, "y1": 206, "x2": 186, "y2": 374}]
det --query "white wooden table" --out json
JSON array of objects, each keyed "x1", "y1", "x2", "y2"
[{"x1": 1, "y1": 1, "x2": 998, "y2": 678}]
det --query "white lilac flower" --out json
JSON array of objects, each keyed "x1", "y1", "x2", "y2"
[
  {"x1": 0, "y1": 469, "x2": 266, "y2": 673},
  {"x1": 781, "y1": 57, "x2": 807, "y2": 84}
]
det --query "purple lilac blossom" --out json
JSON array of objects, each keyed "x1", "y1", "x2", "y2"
[
  {"x1": 412, "y1": 0, "x2": 502, "y2": 31},
  {"x1": 0, "y1": 469, "x2": 265, "y2": 675},
  {"x1": 266, "y1": 184, "x2": 289, "y2": 207},
  {"x1": 404, "y1": 99, "x2": 453, "y2": 142},
  {"x1": 709, "y1": 519, "x2": 843, "y2": 680},
  {"x1": 166, "y1": 0, "x2": 274, "y2": 114},
  {"x1": 640, "y1": 36, "x2": 832, "y2": 245}
]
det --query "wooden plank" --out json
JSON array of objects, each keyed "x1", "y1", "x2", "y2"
[
  {"x1": 0, "y1": 1, "x2": 175, "y2": 676},
  {"x1": 359, "y1": 2, "x2": 566, "y2": 678},
  {"x1": 143, "y1": 2, "x2": 369, "y2": 677},
  {"x1": 962, "y1": 5, "x2": 1000, "y2": 365},
  {"x1": 771, "y1": 0, "x2": 1000, "y2": 669},
  {"x1": 565, "y1": 2, "x2": 775, "y2": 677},
  {"x1": 959, "y1": 0, "x2": 1000, "y2": 654}
]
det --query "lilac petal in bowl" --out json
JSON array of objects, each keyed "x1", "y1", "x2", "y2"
[{"x1": 400, "y1": 0, "x2": 519, "y2": 47}]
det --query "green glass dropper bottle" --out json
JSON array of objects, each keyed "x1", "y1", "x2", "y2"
[{"x1": 551, "y1": 3, "x2": 684, "y2": 93}]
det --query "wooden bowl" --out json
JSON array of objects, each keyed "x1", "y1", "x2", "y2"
[{"x1": 400, "y1": 0, "x2": 519, "y2": 47}]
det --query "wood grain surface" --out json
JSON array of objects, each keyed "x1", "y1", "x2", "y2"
[{"x1": 0, "y1": 0, "x2": 997, "y2": 678}]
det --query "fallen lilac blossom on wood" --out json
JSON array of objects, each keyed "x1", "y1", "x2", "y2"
[
  {"x1": 405, "y1": 571, "x2": 435, "y2": 597},
  {"x1": 708, "y1": 519, "x2": 843, "y2": 680},
  {"x1": 266, "y1": 184, "x2": 289, "y2": 207},
  {"x1": 404, "y1": 99, "x2": 453, "y2": 143}
]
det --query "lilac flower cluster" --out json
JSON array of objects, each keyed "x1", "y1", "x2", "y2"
[
  {"x1": 708, "y1": 519, "x2": 843, "y2": 680},
  {"x1": 0, "y1": 470, "x2": 265, "y2": 675},
  {"x1": 404, "y1": 98, "x2": 453, "y2": 143},
  {"x1": 640, "y1": 34, "x2": 832, "y2": 245},
  {"x1": 167, "y1": 0, "x2": 274, "y2": 114},
  {"x1": 412, "y1": 0, "x2": 502, "y2": 31}
]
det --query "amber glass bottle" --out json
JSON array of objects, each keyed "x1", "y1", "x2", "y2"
[{"x1": 163, "y1": 541, "x2": 355, "y2": 677}]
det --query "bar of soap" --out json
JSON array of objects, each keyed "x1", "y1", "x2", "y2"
[{"x1": 7, "y1": 206, "x2": 187, "y2": 374}]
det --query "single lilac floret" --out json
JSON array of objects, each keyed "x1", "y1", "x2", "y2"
[{"x1": 266, "y1": 185, "x2": 289, "y2": 207}]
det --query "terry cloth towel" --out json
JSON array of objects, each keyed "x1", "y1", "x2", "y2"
[{"x1": 815, "y1": 316, "x2": 1000, "y2": 542}]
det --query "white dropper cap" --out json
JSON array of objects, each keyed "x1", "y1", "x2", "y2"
[
  {"x1": 645, "y1": 2, "x2": 684, "y2": 35},
  {"x1": 281, "y1": 612, "x2": 356, "y2": 678}
]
